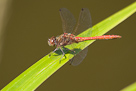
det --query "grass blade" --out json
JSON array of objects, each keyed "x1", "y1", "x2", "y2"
[{"x1": 121, "y1": 82, "x2": 136, "y2": 91}]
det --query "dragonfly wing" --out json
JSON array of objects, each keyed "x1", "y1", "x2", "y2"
[
  {"x1": 59, "y1": 8, "x2": 76, "y2": 33},
  {"x1": 73, "y1": 8, "x2": 92, "y2": 35},
  {"x1": 71, "y1": 47, "x2": 88, "y2": 66},
  {"x1": 59, "y1": 8, "x2": 91, "y2": 66},
  {"x1": 71, "y1": 8, "x2": 91, "y2": 66}
]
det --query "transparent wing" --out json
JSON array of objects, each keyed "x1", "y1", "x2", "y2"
[
  {"x1": 73, "y1": 8, "x2": 92, "y2": 35},
  {"x1": 71, "y1": 47, "x2": 88, "y2": 66},
  {"x1": 59, "y1": 8, "x2": 92, "y2": 66},
  {"x1": 71, "y1": 8, "x2": 92, "y2": 66},
  {"x1": 59, "y1": 8, "x2": 76, "y2": 33}
]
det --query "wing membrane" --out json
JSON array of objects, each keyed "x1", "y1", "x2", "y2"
[
  {"x1": 59, "y1": 8, "x2": 76, "y2": 33},
  {"x1": 71, "y1": 47, "x2": 88, "y2": 66},
  {"x1": 59, "y1": 8, "x2": 92, "y2": 66},
  {"x1": 71, "y1": 8, "x2": 92, "y2": 66},
  {"x1": 73, "y1": 8, "x2": 92, "y2": 35}
]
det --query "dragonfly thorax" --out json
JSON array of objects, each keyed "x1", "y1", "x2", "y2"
[
  {"x1": 48, "y1": 33, "x2": 78, "y2": 47},
  {"x1": 56, "y1": 33, "x2": 78, "y2": 46}
]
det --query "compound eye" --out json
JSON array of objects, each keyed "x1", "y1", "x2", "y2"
[
  {"x1": 51, "y1": 39, "x2": 54, "y2": 43},
  {"x1": 48, "y1": 38, "x2": 55, "y2": 46}
]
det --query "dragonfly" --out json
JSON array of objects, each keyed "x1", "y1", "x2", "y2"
[{"x1": 48, "y1": 8, "x2": 121, "y2": 66}]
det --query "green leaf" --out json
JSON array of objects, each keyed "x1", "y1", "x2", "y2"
[{"x1": 1, "y1": 2, "x2": 136, "y2": 91}]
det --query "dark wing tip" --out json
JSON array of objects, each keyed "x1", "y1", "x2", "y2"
[
  {"x1": 59, "y1": 9, "x2": 62, "y2": 11},
  {"x1": 81, "y1": 8, "x2": 89, "y2": 11},
  {"x1": 59, "y1": 8, "x2": 67, "y2": 11},
  {"x1": 81, "y1": 8, "x2": 84, "y2": 11}
]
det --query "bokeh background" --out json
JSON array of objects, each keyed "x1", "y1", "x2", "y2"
[{"x1": 0, "y1": 0, "x2": 136, "y2": 91}]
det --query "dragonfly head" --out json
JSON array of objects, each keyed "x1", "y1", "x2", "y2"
[{"x1": 48, "y1": 36, "x2": 56, "y2": 46}]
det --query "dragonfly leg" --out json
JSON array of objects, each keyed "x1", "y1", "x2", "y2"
[
  {"x1": 49, "y1": 48, "x2": 58, "y2": 57},
  {"x1": 59, "y1": 47, "x2": 66, "y2": 63}
]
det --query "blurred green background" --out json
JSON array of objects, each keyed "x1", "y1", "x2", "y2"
[{"x1": 0, "y1": 0, "x2": 136, "y2": 91}]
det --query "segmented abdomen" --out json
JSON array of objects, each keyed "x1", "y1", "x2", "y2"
[{"x1": 75, "y1": 35, "x2": 121, "y2": 42}]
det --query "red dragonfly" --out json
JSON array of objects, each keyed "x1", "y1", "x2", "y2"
[{"x1": 48, "y1": 8, "x2": 121, "y2": 66}]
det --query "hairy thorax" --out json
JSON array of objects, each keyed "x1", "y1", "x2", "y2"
[{"x1": 56, "y1": 33, "x2": 78, "y2": 46}]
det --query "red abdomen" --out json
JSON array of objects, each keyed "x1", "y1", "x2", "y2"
[{"x1": 75, "y1": 35, "x2": 121, "y2": 42}]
